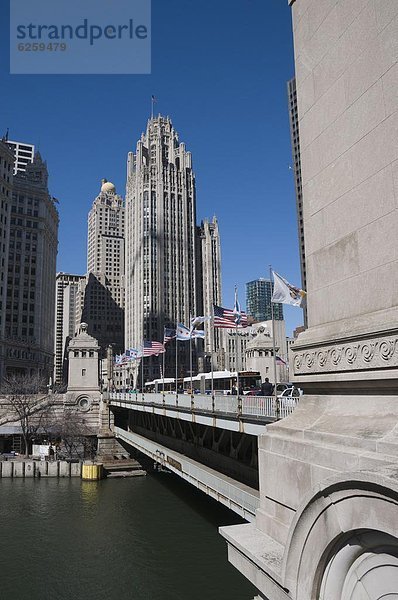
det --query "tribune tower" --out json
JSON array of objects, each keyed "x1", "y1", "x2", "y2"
[{"x1": 125, "y1": 116, "x2": 200, "y2": 381}]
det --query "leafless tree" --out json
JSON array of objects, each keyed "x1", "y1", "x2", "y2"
[
  {"x1": 51, "y1": 411, "x2": 96, "y2": 460},
  {"x1": 0, "y1": 373, "x2": 57, "y2": 457}
]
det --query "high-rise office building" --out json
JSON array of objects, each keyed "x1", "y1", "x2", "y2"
[
  {"x1": 246, "y1": 278, "x2": 283, "y2": 322},
  {"x1": 198, "y1": 216, "x2": 222, "y2": 369},
  {"x1": 0, "y1": 139, "x2": 14, "y2": 382},
  {"x1": 287, "y1": 77, "x2": 307, "y2": 325},
  {"x1": 125, "y1": 116, "x2": 200, "y2": 381},
  {"x1": 7, "y1": 140, "x2": 35, "y2": 174},
  {"x1": 3, "y1": 150, "x2": 59, "y2": 380},
  {"x1": 54, "y1": 272, "x2": 85, "y2": 386},
  {"x1": 77, "y1": 179, "x2": 125, "y2": 354}
]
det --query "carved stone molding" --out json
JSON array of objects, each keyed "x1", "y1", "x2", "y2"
[{"x1": 292, "y1": 334, "x2": 398, "y2": 375}]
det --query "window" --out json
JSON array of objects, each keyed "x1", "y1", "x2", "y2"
[{"x1": 82, "y1": 369, "x2": 86, "y2": 376}]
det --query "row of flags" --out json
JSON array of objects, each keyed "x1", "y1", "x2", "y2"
[{"x1": 114, "y1": 272, "x2": 306, "y2": 365}]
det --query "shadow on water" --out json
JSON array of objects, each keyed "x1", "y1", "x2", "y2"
[
  {"x1": 0, "y1": 475, "x2": 257, "y2": 600},
  {"x1": 149, "y1": 469, "x2": 247, "y2": 528}
]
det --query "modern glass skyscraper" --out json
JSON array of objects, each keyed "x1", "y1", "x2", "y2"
[
  {"x1": 125, "y1": 116, "x2": 201, "y2": 381},
  {"x1": 246, "y1": 278, "x2": 283, "y2": 322}
]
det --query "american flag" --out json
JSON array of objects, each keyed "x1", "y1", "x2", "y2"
[
  {"x1": 163, "y1": 328, "x2": 176, "y2": 344},
  {"x1": 143, "y1": 340, "x2": 165, "y2": 356},
  {"x1": 213, "y1": 305, "x2": 248, "y2": 329},
  {"x1": 276, "y1": 355, "x2": 287, "y2": 365}
]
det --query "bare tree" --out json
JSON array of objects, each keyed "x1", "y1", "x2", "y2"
[
  {"x1": 51, "y1": 411, "x2": 96, "y2": 460},
  {"x1": 0, "y1": 373, "x2": 56, "y2": 457}
]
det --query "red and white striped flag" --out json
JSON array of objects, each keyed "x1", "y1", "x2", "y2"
[
  {"x1": 143, "y1": 341, "x2": 165, "y2": 356},
  {"x1": 213, "y1": 305, "x2": 248, "y2": 329}
]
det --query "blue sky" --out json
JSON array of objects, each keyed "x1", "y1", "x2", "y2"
[{"x1": 0, "y1": 0, "x2": 304, "y2": 335}]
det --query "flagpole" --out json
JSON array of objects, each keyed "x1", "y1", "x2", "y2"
[
  {"x1": 162, "y1": 331, "x2": 165, "y2": 397},
  {"x1": 234, "y1": 286, "x2": 240, "y2": 397},
  {"x1": 269, "y1": 266, "x2": 279, "y2": 419},
  {"x1": 141, "y1": 348, "x2": 144, "y2": 401},
  {"x1": 211, "y1": 303, "x2": 215, "y2": 400},
  {"x1": 151, "y1": 95, "x2": 154, "y2": 119},
  {"x1": 175, "y1": 321, "x2": 178, "y2": 397},
  {"x1": 189, "y1": 313, "x2": 193, "y2": 399},
  {"x1": 236, "y1": 324, "x2": 240, "y2": 396}
]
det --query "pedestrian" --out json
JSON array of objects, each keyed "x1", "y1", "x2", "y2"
[
  {"x1": 49, "y1": 445, "x2": 55, "y2": 461},
  {"x1": 261, "y1": 377, "x2": 274, "y2": 396}
]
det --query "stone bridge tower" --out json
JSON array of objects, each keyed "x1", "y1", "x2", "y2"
[
  {"x1": 64, "y1": 323, "x2": 102, "y2": 432},
  {"x1": 221, "y1": 2, "x2": 398, "y2": 599}
]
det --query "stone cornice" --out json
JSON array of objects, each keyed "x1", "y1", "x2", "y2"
[{"x1": 292, "y1": 332, "x2": 398, "y2": 375}]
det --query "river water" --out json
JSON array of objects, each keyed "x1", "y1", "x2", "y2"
[{"x1": 0, "y1": 472, "x2": 257, "y2": 600}]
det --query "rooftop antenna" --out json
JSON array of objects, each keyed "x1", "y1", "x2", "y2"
[{"x1": 151, "y1": 95, "x2": 157, "y2": 119}]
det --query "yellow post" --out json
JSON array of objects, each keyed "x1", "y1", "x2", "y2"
[{"x1": 81, "y1": 462, "x2": 104, "y2": 481}]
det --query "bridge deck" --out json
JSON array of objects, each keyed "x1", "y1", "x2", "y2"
[{"x1": 110, "y1": 392, "x2": 296, "y2": 435}]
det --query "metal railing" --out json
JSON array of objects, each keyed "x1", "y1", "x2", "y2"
[{"x1": 109, "y1": 391, "x2": 298, "y2": 420}]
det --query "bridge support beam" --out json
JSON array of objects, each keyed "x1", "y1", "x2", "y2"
[{"x1": 114, "y1": 426, "x2": 259, "y2": 521}]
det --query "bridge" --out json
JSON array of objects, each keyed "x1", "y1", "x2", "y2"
[
  {"x1": 109, "y1": 392, "x2": 297, "y2": 521},
  {"x1": 110, "y1": 392, "x2": 295, "y2": 433}
]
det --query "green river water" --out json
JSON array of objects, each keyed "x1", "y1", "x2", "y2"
[{"x1": 0, "y1": 473, "x2": 257, "y2": 600}]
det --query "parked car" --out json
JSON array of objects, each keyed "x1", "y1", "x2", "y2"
[
  {"x1": 276, "y1": 382, "x2": 294, "y2": 394},
  {"x1": 278, "y1": 386, "x2": 301, "y2": 398},
  {"x1": 278, "y1": 386, "x2": 301, "y2": 408},
  {"x1": 243, "y1": 387, "x2": 262, "y2": 396}
]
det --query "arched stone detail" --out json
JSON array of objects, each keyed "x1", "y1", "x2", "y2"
[
  {"x1": 281, "y1": 473, "x2": 398, "y2": 599},
  {"x1": 319, "y1": 530, "x2": 398, "y2": 599},
  {"x1": 75, "y1": 394, "x2": 92, "y2": 412}
]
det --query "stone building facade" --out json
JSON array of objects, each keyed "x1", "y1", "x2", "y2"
[
  {"x1": 76, "y1": 180, "x2": 125, "y2": 355},
  {"x1": 2, "y1": 150, "x2": 59, "y2": 381},
  {"x1": 198, "y1": 216, "x2": 222, "y2": 370},
  {"x1": 0, "y1": 139, "x2": 14, "y2": 382},
  {"x1": 245, "y1": 327, "x2": 279, "y2": 383},
  {"x1": 287, "y1": 79, "x2": 307, "y2": 311},
  {"x1": 222, "y1": 319, "x2": 289, "y2": 381},
  {"x1": 125, "y1": 116, "x2": 201, "y2": 381},
  {"x1": 221, "y1": 2, "x2": 398, "y2": 599},
  {"x1": 54, "y1": 273, "x2": 85, "y2": 386},
  {"x1": 7, "y1": 140, "x2": 35, "y2": 174}
]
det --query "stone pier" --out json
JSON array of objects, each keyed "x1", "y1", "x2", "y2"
[{"x1": 221, "y1": 1, "x2": 398, "y2": 598}]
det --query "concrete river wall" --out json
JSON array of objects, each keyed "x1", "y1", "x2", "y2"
[{"x1": 0, "y1": 460, "x2": 82, "y2": 478}]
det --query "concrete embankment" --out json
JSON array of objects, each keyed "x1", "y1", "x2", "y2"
[{"x1": 0, "y1": 460, "x2": 82, "y2": 478}]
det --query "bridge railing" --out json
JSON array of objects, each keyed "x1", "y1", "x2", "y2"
[
  {"x1": 109, "y1": 392, "x2": 298, "y2": 420},
  {"x1": 241, "y1": 395, "x2": 275, "y2": 418}
]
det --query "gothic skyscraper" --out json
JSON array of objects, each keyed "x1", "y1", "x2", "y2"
[{"x1": 125, "y1": 116, "x2": 200, "y2": 381}]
